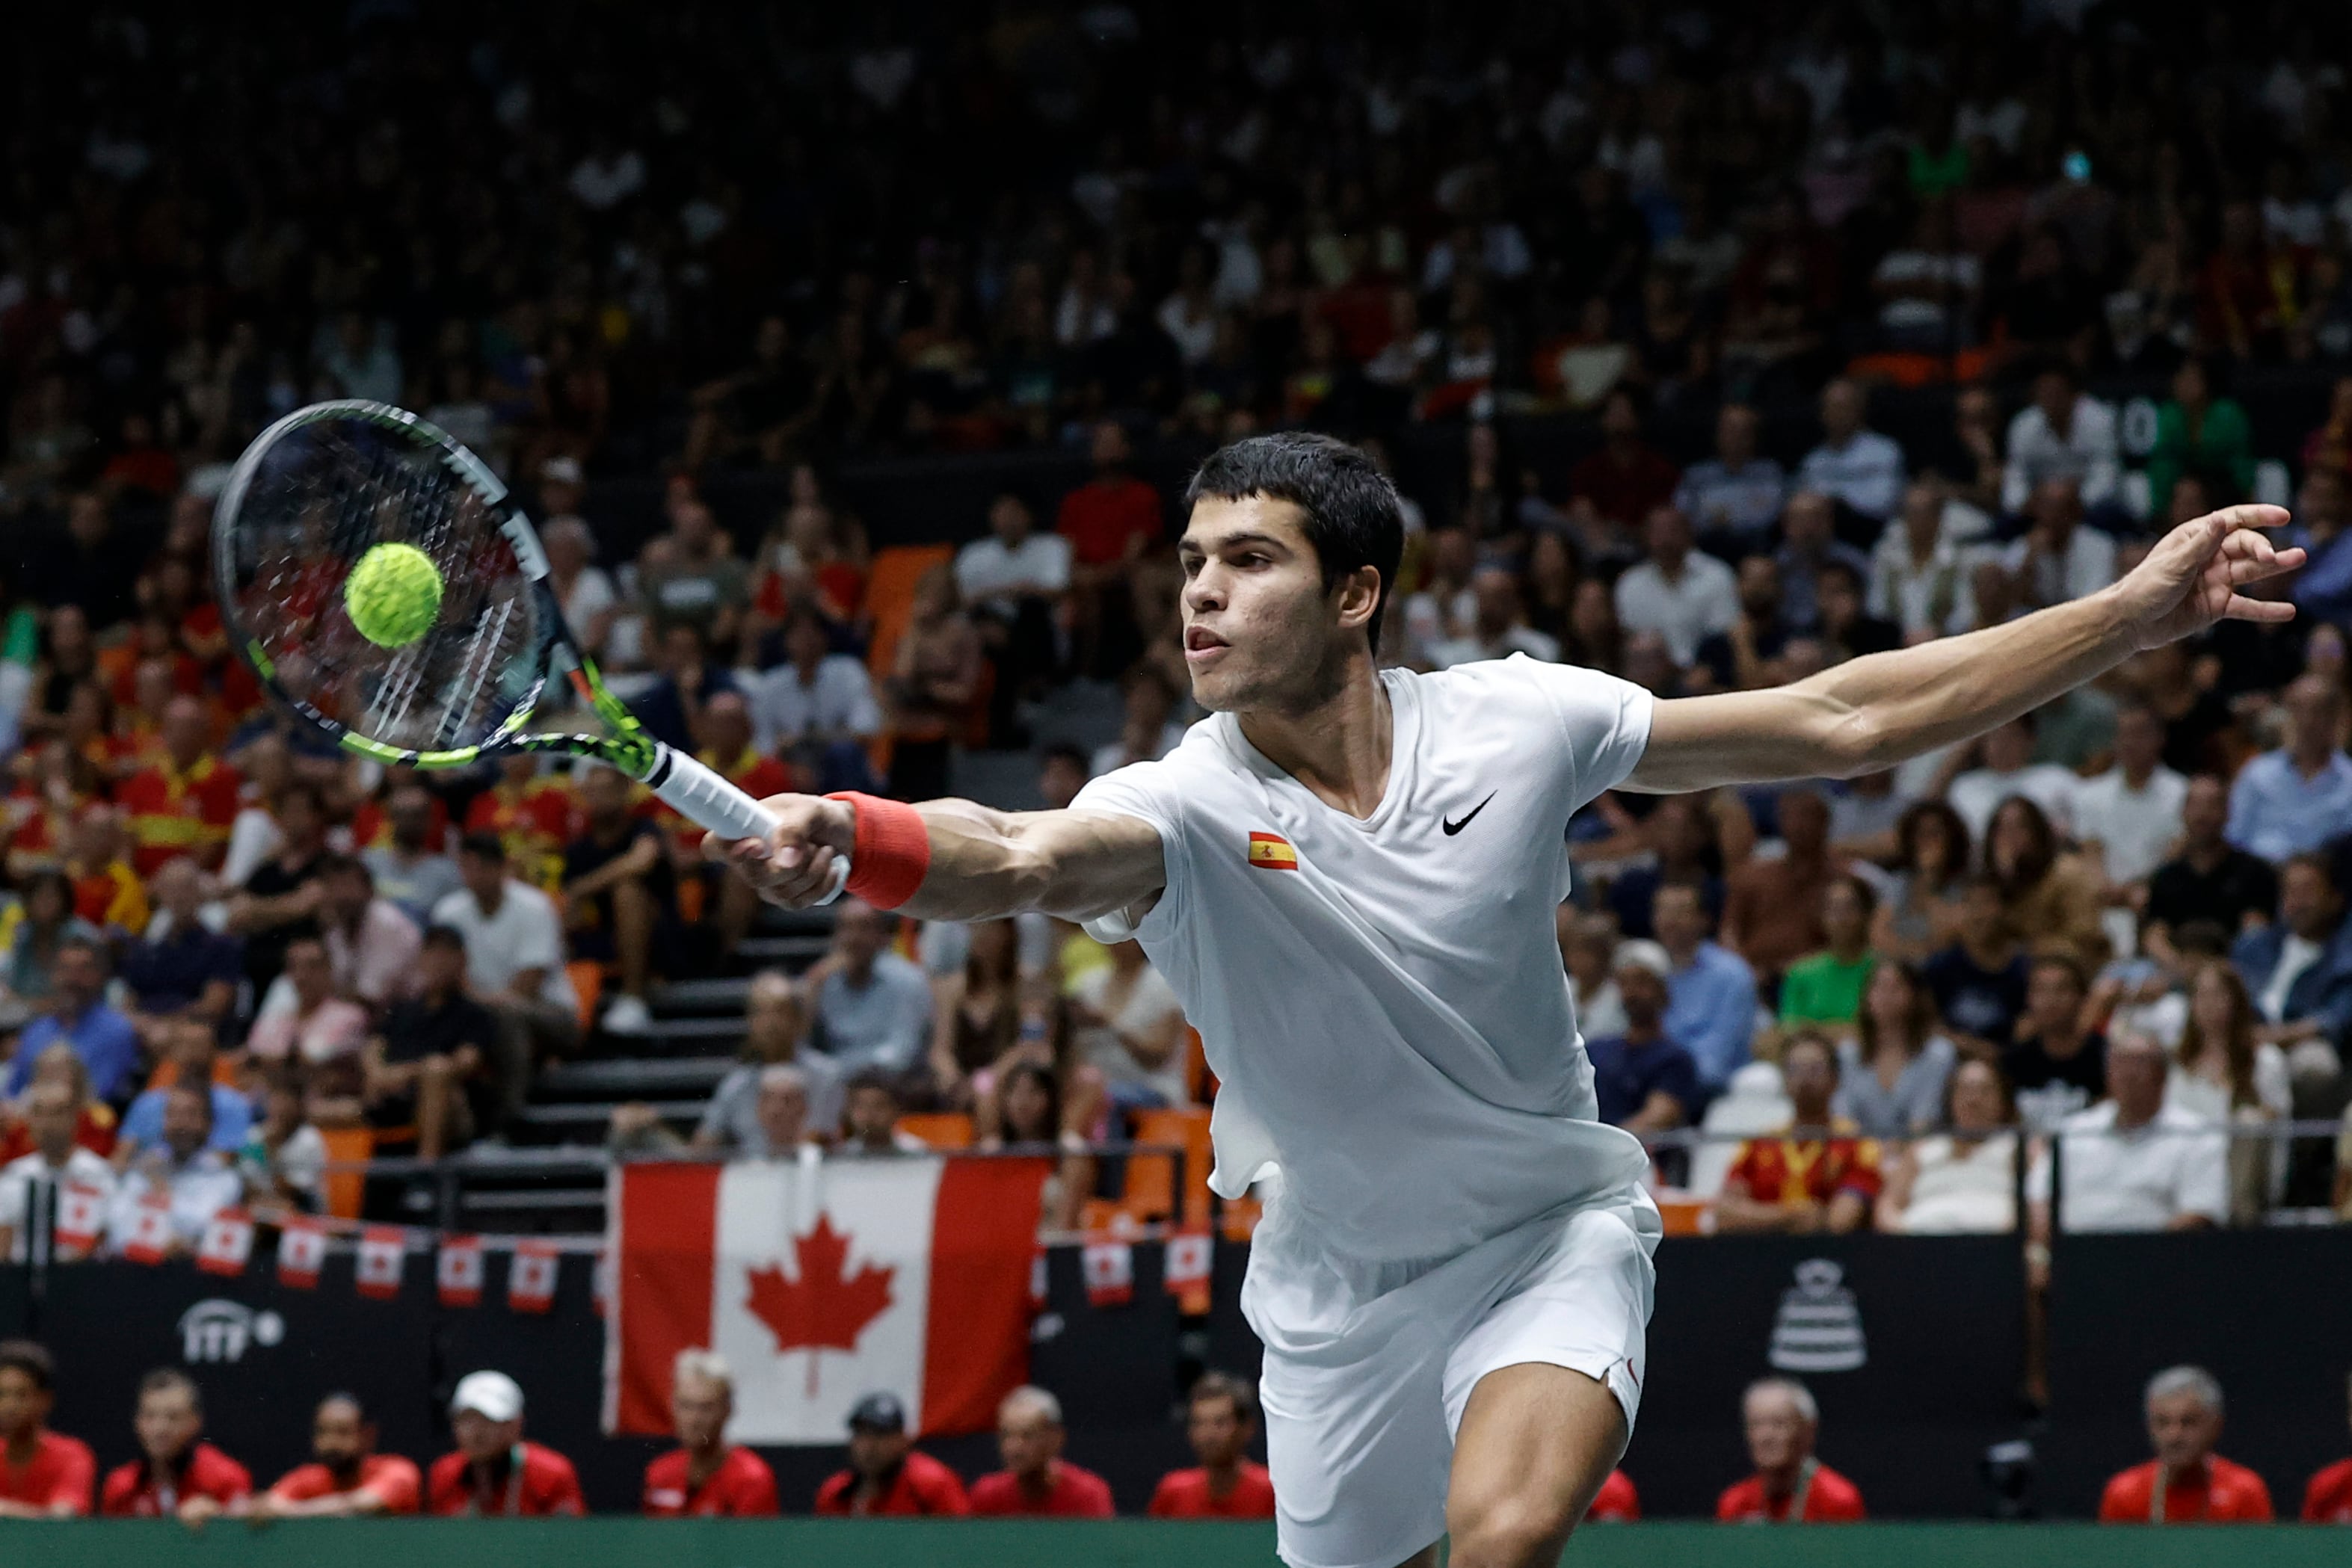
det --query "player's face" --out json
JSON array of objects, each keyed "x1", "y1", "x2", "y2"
[
  {"x1": 1177, "y1": 497, "x2": 1367, "y2": 715},
  {"x1": 997, "y1": 1409, "x2": 1060, "y2": 1478},
  {"x1": 1186, "y1": 1396, "x2": 1246, "y2": 1467},
  {"x1": 136, "y1": 1388, "x2": 200, "y2": 1463},
  {"x1": 1743, "y1": 1392, "x2": 1811, "y2": 1471},
  {"x1": 452, "y1": 1409, "x2": 517, "y2": 1460},
  {"x1": 0, "y1": 1368, "x2": 47, "y2": 1439},
  {"x1": 671, "y1": 1374, "x2": 730, "y2": 1451},
  {"x1": 849, "y1": 1427, "x2": 908, "y2": 1477},
  {"x1": 2146, "y1": 1391, "x2": 2219, "y2": 1468},
  {"x1": 313, "y1": 1401, "x2": 368, "y2": 1470}
]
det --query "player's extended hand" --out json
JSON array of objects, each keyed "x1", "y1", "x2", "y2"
[
  {"x1": 702, "y1": 793, "x2": 855, "y2": 908},
  {"x1": 2113, "y1": 504, "x2": 2304, "y2": 651}
]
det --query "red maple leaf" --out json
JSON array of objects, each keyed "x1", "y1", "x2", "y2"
[{"x1": 743, "y1": 1214, "x2": 896, "y2": 1396}]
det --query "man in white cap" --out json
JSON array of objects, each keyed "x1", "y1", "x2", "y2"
[
  {"x1": 1580, "y1": 942, "x2": 1700, "y2": 1135},
  {"x1": 425, "y1": 1371, "x2": 583, "y2": 1517}
]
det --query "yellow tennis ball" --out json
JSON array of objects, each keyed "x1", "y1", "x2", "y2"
[{"x1": 344, "y1": 542, "x2": 445, "y2": 648}]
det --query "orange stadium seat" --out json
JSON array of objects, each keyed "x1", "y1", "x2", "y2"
[
  {"x1": 1131, "y1": 1106, "x2": 1214, "y2": 1228},
  {"x1": 861, "y1": 543, "x2": 955, "y2": 680},
  {"x1": 896, "y1": 1111, "x2": 975, "y2": 1149},
  {"x1": 318, "y1": 1126, "x2": 375, "y2": 1220}
]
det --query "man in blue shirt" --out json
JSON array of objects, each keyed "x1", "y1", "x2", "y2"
[
  {"x1": 2226, "y1": 676, "x2": 2352, "y2": 862},
  {"x1": 1583, "y1": 941, "x2": 1701, "y2": 1135},
  {"x1": 1654, "y1": 883, "x2": 1758, "y2": 1093},
  {"x1": 6, "y1": 936, "x2": 140, "y2": 1105},
  {"x1": 117, "y1": 857, "x2": 244, "y2": 1046},
  {"x1": 1673, "y1": 403, "x2": 1788, "y2": 552},
  {"x1": 807, "y1": 901, "x2": 935, "y2": 1075},
  {"x1": 116, "y1": 1019, "x2": 253, "y2": 1158}
]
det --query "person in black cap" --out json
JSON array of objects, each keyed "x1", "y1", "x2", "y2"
[{"x1": 813, "y1": 1392, "x2": 970, "y2": 1516}]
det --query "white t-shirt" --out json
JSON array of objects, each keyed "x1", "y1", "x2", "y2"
[
  {"x1": 1611, "y1": 552, "x2": 1739, "y2": 667},
  {"x1": 955, "y1": 534, "x2": 1071, "y2": 602},
  {"x1": 1073, "y1": 656, "x2": 1655, "y2": 1264},
  {"x1": 1948, "y1": 762, "x2": 2080, "y2": 844},
  {"x1": 2070, "y1": 765, "x2": 2188, "y2": 886},
  {"x1": 430, "y1": 882, "x2": 578, "y2": 1010},
  {"x1": 748, "y1": 657, "x2": 884, "y2": 755},
  {"x1": 1071, "y1": 962, "x2": 1189, "y2": 1105},
  {"x1": 2026, "y1": 1102, "x2": 2227, "y2": 1232}
]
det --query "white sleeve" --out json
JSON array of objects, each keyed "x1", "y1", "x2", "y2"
[
  {"x1": 514, "y1": 889, "x2": 566, "y2": 973},
  {"x1": 2174, "y1": 1128, "x2": 2230, "y2": 1223},
  {"x1": 1069, "y1": 761, "x2": 1189, "y2": 946},
  {"x1": 1507, "y1": 655, "x2": 1657, "y2": 813},
  {"x1": 1036, "y1": 536, "x2": 1072, "y2": 593}
]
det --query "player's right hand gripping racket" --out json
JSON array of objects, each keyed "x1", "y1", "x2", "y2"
[{"x1": 212, "y1": 399, "x2": 848, "y2": 901}]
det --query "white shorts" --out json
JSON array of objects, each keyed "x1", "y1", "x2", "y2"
[{"x1": 1243, "y1": 1182, "x2": 1660, "y2": 1568}]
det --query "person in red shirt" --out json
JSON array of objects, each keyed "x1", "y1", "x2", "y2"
[
  {"x1": 1056, "y1": 421, "x2": 1163, "y2": 678},
  {"x1": 425, "y1": 1371, "x2": 585, "y2": 1517},
  {"x1": 0, "y1": 1341, "x2": 94, "y2": 1518},
  {"x1": 814, "y1": 1392, "x2": 970, "y2": 1516},
  {"x1": 673, "y1": 692, "x2": 791, "y2": 950},
  {"x1": 115, "y1": 696, "x2": 243, "y2": 877},
  {"x1": 250, "y1": 1393, "x2": 422, "y2": 1519},
  {"x1": 464, "y1": 756, "x2": 576, "y2": 892},
  {"x1": 1567, "y1": 389, "x2": 1681, "y2": 531},
  {"x1": 1716, "y1": 1377, "x2": 1867, "y2": 1523},
  {"x1": 1717, "y1": 1034, "x2": 1883, "y2": 1235},
  {"x1": 970, "y1": 1386, "x2": 1115, "y2": 1518},
  {"x1": 2304, "y1": 1373, "x2": 2352, "y2": 1522},
  {"x1": 642, "y1": 1350, "x2": 778, "y2": 1517},
  {"x1": 2099, "y1": 1365, "x2": 2274, "y2": 1524},
  {"x1": 1586, "y1": 1469, "x2": 1640, "y2": 1523},
  {"x1": 99, "y1": 1368, "x2": 252, "y2": 1524},
  {"x1": 1149, "y1": 1372, "x2": 1275, "y2": 1519}
]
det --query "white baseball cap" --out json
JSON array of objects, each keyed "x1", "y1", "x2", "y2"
[
  {"x1": 450, "y1": 1370, "x2": 524, "y2": 1423},
  {"x1": 1613, "y1": 939, "x2": 1672, "y2": 980}
]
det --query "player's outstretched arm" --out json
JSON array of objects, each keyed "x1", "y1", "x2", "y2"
[
  {"x1": 1623, "y1": 504, "x2": 2301, "y2": 794},
  {"x1": 706, "y1": 794, "x2": 1166, "y2": 925}
]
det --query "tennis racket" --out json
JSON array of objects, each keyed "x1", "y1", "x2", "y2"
[{"x1": 211, "y1": 399, "x2": 847, "y2": 901}]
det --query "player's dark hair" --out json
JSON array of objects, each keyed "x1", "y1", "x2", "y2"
[
  {"x1": 1185, "y1": 432, "x2": 1406, "y2": 653},
  {"x1": 139, "y1": 1368, "x2": 201, "y2": 1410},
  {"x1": 0, "y1": 1340, "x2": 55, "y2": 1391},
  {"x1": 1188, "y1": 1371, "x2": 1259, "y2": 1427}
]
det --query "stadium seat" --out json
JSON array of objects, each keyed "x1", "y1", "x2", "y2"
[
  {"x1": 318, "y1": 1126, "x2": 375, "y2": 1220},
  {"x1": 567, "y1": 959, "x2": 605, "y2": 1035},
  {"x1": 1131, "y1": 1106, "x2": 1214, "y2": 1228},
  {"x1": 861, "y1": 543, "x2": 955, "y2": 680},
  {"x1": 897, "y1": 1111, "x2": 975, "y2": 1149}
]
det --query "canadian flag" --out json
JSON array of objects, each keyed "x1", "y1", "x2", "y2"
[
  {"x1": 437, "y1": 1235, "x2": 484, "y2": 1307},
  {"x1": 119, "y1": 1195, "x2": 175, "y2": 1265},
  {"x1": 277, "y1": 1219, "x2": 329, "y2": 1288},
  {"x1": 1082, "y1": 1238, "x2": 1134, "y2": 1308},
  {"x1": 195, "y1": 1210, "x2": 256, "y2": 1277},
  {"x1": 55, "y1": 1182, "x2": 108, "y2": 1253},
  {"x1": 609, "y1": 1155, "x2": 1047, "y2": 1444},
  {"x1": 355, "y1": 1227, "x2": 407, "y2": 1299},
  {"x1": 508, "y1": 1242, "x2": 559, "y2": 1314}
]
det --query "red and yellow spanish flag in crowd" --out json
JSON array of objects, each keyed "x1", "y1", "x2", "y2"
[{"x1": 1246, "y1": 831, "x2": 1299, "y2": 871}]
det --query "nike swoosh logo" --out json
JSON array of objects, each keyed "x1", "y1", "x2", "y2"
[{"x1": 1443, "y1": 792, "x2": 1497, "y2": 836}]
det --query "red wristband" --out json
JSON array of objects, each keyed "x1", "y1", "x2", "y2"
[{"x1": 823, "y1": 792, "x2": 932, "y2": 910}]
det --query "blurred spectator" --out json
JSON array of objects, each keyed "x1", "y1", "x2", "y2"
[
  {"x1": 1722, "y1": 789, "x2": 1840, "y2": 984},
  {"x1": 2227, "y1": 675, "x2": 2352, "y2": 861},
  {"x1": 427, "y1": 1371, "x2": 584, "y2": 1517},
  {"x1": 1613, "y1": 507, "x2": 1737, "y2": 667},
  {"x1": 1607, "y1": 796, "x2": 1726, "y2": 942},
  {"x1": 2146, "y1": 357, "x2": 2256, "y2": 516},
  {"x1": 2170, "y1": 962, "x2": 2291, "y2": 1220},
  {"x1": 2028, "y1": 1034, "x2": 2226, "y2": 1235},
  {"x1": 2099, "y1": 1367, "x2": 2272, "y2": 1523},
  {"x1": 562, "y1": 768, "x2": 672, "y2": 1035},
  {"x1": 843, "y1": 1069, "x2": 925, "y2": 1155},
  {"x1": 638, "y1": 500, "x2": 749, "y2": 652},
  {"x1": 633, "y1": 623, "x2": 742, "y2": 761},
  {"x1": 1584, "y1": 941, "x2": 1700, "y2": 1135},
  {"x1": 366, "y1": 926, "x2": 500, "y2": 1161},
  {"x1": 5, "y1": 935, "x2": 138, "y2": 1103},
  {"x1": 1069, "y1": 939, "x2": 1189, "y2": 1113},
  {"x1": 970, "y1": 1386, "x2": 1115, "y2": 1518},
  {"x1": 659, "y1": 971, "x2": 843, "y2": 1155},
  {"x1": 308, "y1": 856, "x2": 422, "y2": 1014},
  {"x1": 1560, "y1": 908, "x2": 1628, "y2": 1041},
  {"x1": 2072, "y1": 706, "x2": 2189, "y2": 897},
  {"x1": 884, "y1": 566, "x2": 985, "y2": 801},
  {"x1": 1716, "y1": 1033, "x2": 1881, "y2": 1235},
  {"x1": 804, "y1": 901, "x2": 933, "y2": 1078},
  {"x1": 3, "y1": 871, "x2": 102, "y2": 1012},
  {"x1": 1058, "y1": 422, "x2": 1163, "y2": 677},
  {"x1": 2291, "y1": 466, "x2": 2352, "y2": 624},
  {"x1": 117, "y1": 696, "x2": 239, "y2": 878},
  {"x1": 748, "y1": 611, "x2": 884, "y2": 794},
  {"x1": 957, "y1": 493, "x2": 1071, "y2": 735},
  {"x1": 225, "y1": 782, "x2": 334, "y2": 1000},
  {"x1": 927, "y1": 919, "x2": 1027, "y2": 1109},
  {"x1": 641, "y1": 1351, "x2": 777, "y2": 1517},
  {"x1": 1716, "y1": 1377, "x2": 1867, "y2": 1522},
  {"x1": 1779, "y1": 876, "x2": 1879, "y2": 1035},
  {"x1": 61, "y1": 804, "x2": 144, "y2": 933},
  {"x1": 463, "y1": 759, "x2": 576, "y2": 895},
  {"x1": 2003, "y1": 479, "x2": 2117, "y2": 610},
  {"x1": 977, "y1": 1061, "x2": 1092, "y2": 1234},
  {"x1": 238, "y1": 1073, "x2": 325, "y2": 1210},
  {"x1": 1654, "y1": 882, "x2": 1757, "y2": 1093},
  {"x1": 1875, "y1": 800, "x2": 1971, "y2": 966},
  {"x1": 1567, "y1": 390, "x2": 1679, "y2": 532},
  {"x1": 814, "y1": 1392, "x2": 970, "y2": 1516},
  {"x1": 1984, "y1": 797, "x2": 2106, "y2": 963},
  {"x1": 0, "y1": 1085, "x2": 115, "y2": 1261},
  {"x1": 675, "y1": 692, "x2": 791, "y2": 952},
  {"x1": 108, "y1": 1086, "x2": 242, "y2": 1253},
  {"x1": 2232, "y1": 854, "x2": 2352, "y2": 1061},
  {"x1": 117, "y1": 1022, "x2": 250, "y2": 1160},
  {"x1": 739, "y1": 1066, "x2": 815, "y2": 1159},
  {"x1": 1773, "y1": 492, "x2": 1871, "y2": 638},
  {"x1": 1090, "y1": 666, "x2": 1187, "y2": 776},
  {"x1": 1672, "y1": 404, "x2": 1787, "y2": 551},
  {"x1": 0, "y1": 1044, "x2": 117, "y2": 1163},
  {"x1": 1875, "y1": 1058, "x2": 2018, "y2": 1234},
  {"x1": 1426, "y1": 567, "x2": 1560, "y2": 668},
  {"x1": 1836, "y1": 961, "x2": 1957, "y2": 1139},
  {"x1": 2306, "y1": 1377, "x2": 2352, "y2": 1522},
  {"x1": 1795, "y1": 379, "x2": 1904, "y2": 526},
  {"x1": 1868, "y1": 482, "x2": 1972, "y2": 640},
  {"x1": 247, "y1": 936, "x2": 368, "y2": 1071},
  {"x1": 116, "y1": 857, "x2": 241, "y2": 1046},
  {"x1": 2004, "y1": 949, "x2": 2110, "y2": 1130},
  {"x1": 250, "y1": 1394, "x2": 422, "y2": 1519},
  {"x1": 433, "y1": 833, "x2": 579, "y2": 1072},
  {"x1": 541, "y1": 516, "x2": 618, "y2": 661},
  {"x1": 2002, "y1": 364, "x2": 2120, "y2": 515},
  {"x1": 1945, "y1": 717, "x2": 2078, "y2": 845},
  {"x1": 1150, "y1": 1372, "x2": 1275, "y2": 1520},
  {"x1": 0, "y1": 1341, "x2": 93, "y2": 1516},
  {"x1": 2144, "y1": 777, "x2": 2279, "y2": 966},
  {"x1": 99, "y1": 1370, "x2": 250, "y2": 1522},
  {"x1": 362, "y1": 784, "x2": 465, "y2": 927}
]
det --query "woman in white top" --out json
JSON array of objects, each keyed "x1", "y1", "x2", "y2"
[
  {"x1": 1876, "y1": 1058, "x2": 2019, "y2": 1234},
  {"x1": 1068, "y1": 939, "x2": 1189, "y2": 1109},
  {"x1": 2168, "y1": 960, "x2": 2291, "y2": 1217}
]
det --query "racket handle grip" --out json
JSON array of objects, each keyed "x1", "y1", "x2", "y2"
[{"x1": 648, "y1": 747, "x2": 849, "y2": 906}]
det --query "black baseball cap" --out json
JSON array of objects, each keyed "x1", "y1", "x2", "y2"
[{"x1": 847, "y1": 1392, "x2": 906, "y2": 1433}]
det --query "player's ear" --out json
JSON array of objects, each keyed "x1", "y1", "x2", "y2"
[{"x1": 1331, "y1": 565, "x2": 1381, "y2": 632}]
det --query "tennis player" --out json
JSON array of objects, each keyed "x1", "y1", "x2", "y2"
[{"x1": 712, "y1": 433, "x2": 2297, "y2": 1568}]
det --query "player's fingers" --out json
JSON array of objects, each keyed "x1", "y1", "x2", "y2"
[
  {"x1": 2224, "y1": 593, "x2": 2298, "y2": 624},
  {"x1": 2201, "y1": 503, "x2": 2293, "y2": 534},
  {"x1": 2226, "y1": 543, "x2": 2305, "y2": 584}
]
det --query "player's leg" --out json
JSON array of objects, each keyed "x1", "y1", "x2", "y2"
[{"x1": 1443, "y1": 1363, "x2": 1626, "y2": 1568}]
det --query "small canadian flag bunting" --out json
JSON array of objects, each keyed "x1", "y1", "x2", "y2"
[
  {"x1": 119, "y1": 1195, "x2": 175, "y2": 1265},
  {"x1": 277, "y1": 1219, "x2": 329, "y2": 1288},
  {"x1": 195, "y1": 1209, "x2": 256, "y2": 1277},
  {"x1": 55, "y1": 1182, "x2": 107, "y2": 1253},
  {"x1": 1163, "y1": 1229, "x2": 1213, "y2": 1314},
  {"x1": 1081, "y1": 1238, "x2": 1134, "y2": 1308},
  {"x1": 507, "y1": 1242, "x2": 559, "y2": 1314},
  {"x1": 437, "y1": 1235, "x2": 484, "y2": 1307},
  {"x1": 355, "y1": 1227, "x2": 407, "y2": 1299}
]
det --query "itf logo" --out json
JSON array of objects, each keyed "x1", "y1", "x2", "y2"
[
  {"x1": 1767, "y1": 1259, "x2": 1867, "y2": 1374},
  {"x1": 176, "y1": 1300, "x2": 286, "y2": 1364}
]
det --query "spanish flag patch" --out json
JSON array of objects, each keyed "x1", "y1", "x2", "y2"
[{"x1": 1247, "y1": 831, "x2": 1299, "y2": 871}]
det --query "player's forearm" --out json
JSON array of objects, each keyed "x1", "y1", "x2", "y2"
[{"x1": 896, "y1": 802, "x2": 1159, "y2": 925}]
